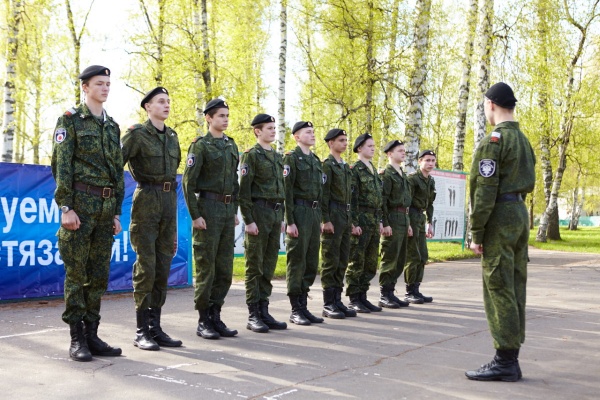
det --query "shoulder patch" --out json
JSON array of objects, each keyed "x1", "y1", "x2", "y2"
[
  {"x1": 241, "y1": 163, "x2": 249, "y2": 176},
  {"x1": 479, "y1": 159, "x2": 496, "y2": 177},
  {"x1": 285, "y1": 151, "x2": 293, "y2": 155},
  {"x1": 322, "y1": 173, "x2": 327, "y2": 184},
  {"x1": 186, "y1": 153, "x2": 196, "y2": 167},
  {"x1": 490, "y1": 131, "x2": 501, "y2": 143},
  {"x1": 192, "y1": 136, "x2": 201, "y2": 143},
  {"x1": 64, "y1": 107, "x2": 76, "y2": 116},
  {"x1": 54, "y1": 128, "x2": 67, "y2": 143},
  {"x1": 244, "y1": 148, "x2": 252, "y2": 153}
]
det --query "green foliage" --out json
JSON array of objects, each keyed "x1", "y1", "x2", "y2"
[{"x1": 529, "y1": 227, "x2": 600, "y2": 253}]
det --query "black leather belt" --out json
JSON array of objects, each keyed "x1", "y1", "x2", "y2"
[
  {"x1": 497, "y1": 193, "x2": 523, "y2": 203},
  {"x1": 359, "y1": 205, "x2": 379, "y2": 214},
  {"x1": 198, "y1": 191, "x2": 236, "y2": 204},
  {"x1": 137, "y1": 181, "x2": 177, "y2": 192},
  {"x1": 392, "y1": 206, "x2": 409, "y2": 214},
  {"x1": 409, "y1": 206, "x2": 425, "y2": 214},
  {"x1": 253, "y1": 198, "x2": 282, "y2": 211},
  {"x1": 294, "y1": 199, "x2": 320, "y2": 209},
  {"x1": 73, "y1": 182, "x2": 114, "y2": 198},
  {"x1": 329, "y1": 200, "x2": 351, "y2": 212}
]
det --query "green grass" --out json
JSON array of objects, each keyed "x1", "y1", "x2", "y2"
[
  {"x1": 529, "y1": 226, "x2": 600, "y2": 254},
  {"x1": 231, "y1": 241, "x2": 476, "y2": 280}
]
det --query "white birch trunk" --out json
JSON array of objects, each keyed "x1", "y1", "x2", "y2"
[
  {"x1": 452, "y1": 0, "x2": 478, "y2": 171},
  {"x1": 404, "y1": 0, "x2": 432, "y2": 173},
  {"x1": 193, "y1": 0, "x2": 204, "y2": 134},
  {"x1": 473, "y1": 0, "x2": 494, "y2": 150},
  {"x1": 276, "y1": 0, "x2": 287, "y2": 154},
  {"x1": 2, "y1": 0, "x2": 22, "y2": 163}
]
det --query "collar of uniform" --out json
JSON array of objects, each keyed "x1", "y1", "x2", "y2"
[
  {"x1": 204, "y1": 132, "x2": 230, "y2": 143},
  {"x1": 254, "y1": 142, "x2": 273, "y2": 154},
  {"x1": 494, "y1": 121, "x2": 519, "y2": 130},
  {"x1": 327, "y1": 154, "x2": 342, "y2": 165},
  {"x1": 417, "y1": 168, "x2": 430, "y2": 182},
  {"x1": 294, "y1": 146, "x2": 311, "y2": 159},
  {"x1": 79, "y1": 103, "x2": 109, "y2": 124},
  {"x1": 143, "y1": 119, "x2": 162, "y2": 136},
  {"x1": 386, "y1": 164, "x2": 401, "y2": 176}
]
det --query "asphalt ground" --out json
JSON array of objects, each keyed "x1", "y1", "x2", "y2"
[{"x1": 1, "y1": 248, "x2": 598, "y2": 399}]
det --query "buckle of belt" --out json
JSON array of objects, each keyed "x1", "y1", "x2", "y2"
[
  {"x1": 224, "y1": 194, "x2": 232, "y2": 204},
  {"x1": 312, "y1": 201, "x2": 319, "y2": 209},
  {"x1": 102, "y1": 187, "x2": 112, "y2": 198},
  {"x1": 163, "y1": 182, "x2": 171, "y2": 192},
  {"x1": 274, "y1": 202, "x2": 282, "y2": 211},
  {"x1": 346, "y1": 204, "x2": 351, "y2": 212}
]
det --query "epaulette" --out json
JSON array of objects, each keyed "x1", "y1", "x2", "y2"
[
  {"x1": 64, "y1": 107, "x2": 77, "y2": 116},
  {"x1": 244, "y1": 147, "x2": 252, "y2": 153},
  {"x1": 490, "y1": 131, "x2": 501, "y2": 143},
  {"x1": 192, "y1": 136, "x2": 202, "y2": 143},
  {"x1": 285, "y1": 151, "x2": 293, "y2": 155},
  {"x1": 128, "y1": 123, "x2": 144, "y2": 132},
  {"x1": 408, "y1": 171, "x2": 417, "y2": 176}
]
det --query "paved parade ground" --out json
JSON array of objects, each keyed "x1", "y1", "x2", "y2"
[{"x1": 1, "y1": 248, "x2": 599, "y2": 399}]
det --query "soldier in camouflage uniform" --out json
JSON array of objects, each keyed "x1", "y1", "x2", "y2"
[
  {"x1": 466, "y1": 82, "x2": 535, "y2": 382},
  {"x1": 183, "y1": 98, "x2": 240, "y2": 340},
  {"x1": 346, "y1": 133, "x2": 384, "y2": 314},
  {"x1": 404, "y1": 149, "x2": 437, "y2": 304},
  {"x1": 378, "y1": 140, "x2": 412, "y2": 309},
  {"x1": 284, "y1": 121, "x2": 324, "y2": 326},
  {"x1": 51, "y1": 65, "x2": 123, "y2": 362},
  {"x1": 239, "y1": 113, "x2": 287, "y2": 333},
  {"x1": 122, "y1": 87, "x2": 182, "y2": 350},
  {"x1": 320, "y1": 128, "x2": 356, "y2": 319}
]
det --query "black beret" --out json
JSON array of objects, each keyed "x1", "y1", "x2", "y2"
[
  {"x1": 418, "y1": 149, "x2": 436, "y2": 159},
  {"x1": 353, "y1": 133, "x2": 373, "y2": 153},
  {"x1": 382, "y1": 140, "x2": 404, "y2": 153},
  {"x1": 485, "y1": 82, "x2": 517, "y2": 108},
  {"x1": 203, "y1": 98, "x2": 229, "y2": 114},
  {"x1": 292, "y1": 121, "x2": 313, "y2": 134},
  {"x1": 140, "y1": 87, "x2": 169, "y2": 108},
  {"x1": 324, "y1": 128, "x2": 346, "y2": 142},
  {"x1": 78, "y1": 65, "x2": 110, "y2": 80},
  {"x1": 251, "y1": 113, "x2": 275, "y2": 126}
]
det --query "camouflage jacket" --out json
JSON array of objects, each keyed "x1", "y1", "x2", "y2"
[
  {"x1": 408, "y1": 169, "x2": 436, "y2": 223},
  {"x1": 51, "y1": 103, "x2": 124, "y2": 214},
  {"x1": 321, "y1": 154, "x2": 352, "y2": 224},
  {"x1": 121, "y1": 119, "x2": 181, "y2": 183},
  {"x1": 283, "y1": 146, "x2": 323, "y2": 225},
  {"x1": 469, "y1": 121, "x2": 536, "y2": 243},
  {"x1": 239, "y1": 143, "x2": 285, "y2": 225},
  {"x1": 350, "y1": 159, "x2": 382, "y2": 227},
  {"x1": 380, "y1": 164, "x2": 412, "y2": 227},
  {"x1": 182, "y1": 132, "x2": 239, "y2": 220}
]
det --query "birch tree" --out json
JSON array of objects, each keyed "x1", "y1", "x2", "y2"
[
  {"x1": 472, "y1": 0, "x2": 494, "y2": 149},
  {"x1": 276, "y1": 0, "x2": 287, "y2": 153},
  {"x1": 404, "y1": 0, "x2": 432, "y2": 172},
  {"x1": 65, "y1": 0, "x2": 94, "y2": 104},
  {"x1": 452, "y1": 0, "x2": 477, "y2": 171},
  {"x1": 536, "y1": 0, "x2": 600, "y2": 242}
]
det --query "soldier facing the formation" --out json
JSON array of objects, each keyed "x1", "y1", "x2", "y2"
[
  {"x1": 239, "y1": 113, "x2": 288, "y2": 333},
  {"x1": 183, "y1": 98, "x2": 240, "y2": 339},
  {"x1": 121, "y1": 86, "x2": 182, "y2": 351},
  {"x1": 51, "y1": 65, "x2": 124, "y2": 361}
]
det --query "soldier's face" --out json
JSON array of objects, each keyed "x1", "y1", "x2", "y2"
[
  {"x1": 206, "y1": 108, "x2": 229, "y2": 132},
  {"x1": 388, "y1": 145, "x2": 406, "y2": 163},
  {"x1": 329, "y1": 135, "x2": 348, "y2": 153},
  {"x1": 256, "y1": 122, "x2": 276, "y2": 143},
  {"x1": 83, "y1": 76, "x2": 110, "y2": 103},
  {"x1": 358, "y1": 138, "x2": 375, "y2": 159},
  {"x1": 419, "y1": 155, "x2": 436, "y2": 172},
  {"x1": 295, "y1": 127, "x2": 315, "y2": 147},
  {"x1": 146, "y1": 94, "x2": 170, "y2": 121}
]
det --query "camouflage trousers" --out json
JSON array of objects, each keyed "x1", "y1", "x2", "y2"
[
  {"x1": 482, "y1": 201, "x2": 528, "y2": 350},
  {"x1": 379, "y1": 211, "x2": 409, "y2": 287},
  {"x1": 404, "y1": 211, "x2": 428, "y2": 284},
  {"x1": 58, "y1": 192, "x2": 116, "y2": 325},
  {"x1": 285, "y1": 205, "x2": 321, "y2": 296},
  {"x1": 346, "y1": 213, "x2": 380, "y2": 296},
  {"x1": 320, "y1": 208, "x2": 351, "y2": 289},
  {"x1": 244, "y1": 204, "x2": 283, "y2": 304},
  {"x1": 193, "y1": 199, "x2": 236, "y2": 310},
  {"x1": 130, "y1": 186, "x2": 177, "y2": 311}
]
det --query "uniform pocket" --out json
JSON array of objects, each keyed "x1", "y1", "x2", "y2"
[
  {"x1": 58, "y1": 227, "x2": 75, "y2": 241},
  {"x1": 482, "y1": 255, "x2": 504, "y2": 290},
  {"x1": 76, "y1": 130, "x2": 100, "y2": 154}
]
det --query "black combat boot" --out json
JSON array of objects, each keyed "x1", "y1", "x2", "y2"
[
  {"x1": 378, "y1": 285, "x2": 400, "y2": 309},
  {"x1": 149, "y1": 308, "x2": 182, "y2": 347},
  {"x1": 259, "y1": 300, "x2": 287, "y2": 330},
  {"x1": 515, "y1": 348, "x2": 522, "y2": 380},
  {"x1": 348, "y1": 292, "x2": 370, "y2": 313},
  {"x1": 69, "y1": 321, "x2": 92, "y2": 362},
  {"x1": 288, "y1": 295, "x2": 311, "y2": 325},
  {"x1": 387, "y1": 285, "x2": 410, "y2": 307},
  {"x1": 210, "y1": 304, "x2": 238, "y2": 337},
  {"x1": 197, "y1": 309, "x2": 220, "y2": 339},
  {"x1": 133, "y1": 309, "x2": 160, "y2": 351},
  {"x1": 335, "y1": 287, "x2": 357, "y2": 317},
  {"x1": 415, "y1": 282, "x2": 433, "y2": 303},
  {"x1": 246, "y1": 303, "x2": 269, "y2": 333},
  {"x1": 322, "y1": 287, "x2": 345, "y2": 319},
  {"x1": 85, "y1": 320, "x2": 122, "y2": 356},
  {"x1": 360, "y1": 292, "x2": 382, "y2": 312},
  {"x1": 465, "y1": 349, "x2": 520, "y2": 382},
  {"x1": 405, "y1": 283, "x2": 424, "y2": 304},
  {"x1": 300, "y1": 292, "x2": 324, "y2": 323}
]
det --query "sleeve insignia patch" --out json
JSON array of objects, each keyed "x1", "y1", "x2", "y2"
[
  {"x1": 186, "y1": 153, "x2": 196, "y2": 167},
  {"x1": 54, "y1": 128, "x2": 67, "y2": 143},
  {"x1": 241, "y1": 163, "x2": 249, "y2": 176},
  {"x1": 490, "y1": 131, "x2": 501, "y2": 143},
  {"x1": 479, "y1": 159, "x2": 496, "y2": 177},
  {"x1": 283, "y1": 165, "x2": 291, "y2": 178},
  {"x1": 322, "y1": 173, "x2": 327, "y2": 184}
]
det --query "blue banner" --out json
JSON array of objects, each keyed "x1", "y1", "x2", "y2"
[{"x1": 0, "y1": 162, "x2": 192, "y2": 301}]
